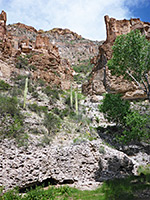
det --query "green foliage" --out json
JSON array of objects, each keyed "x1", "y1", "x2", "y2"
[
  {"x1": 107, "y1": 30, "x2": 150, "y2": 100},
  {"x1": 66, "y1": 89, "x2": 85, "y2": 108},
  {"x1": 73, "y1": 60, "x2": 94, "y2": 84},
  {"x1": 119, "y1": 111, "x2": 148, "y2": 143},
  {"x1": 16, "y1": 55, "x2": 29, "y2": 69},
  {"x1": 99, "y1": 93, "x2": 130, "y2": 125},
  {"x1": 99, "y1": 93, "x2": 149, "y2": 143},
  {"x1": 52, "y1": 107, "x2": 70, "y2": 119},
  {"x1": 28, "y1": 103, "x2": 47, "y2": 116},
  {"x1": 0, "y1": 95, "x2": 27, "y2": 145},
  {"x1": 43, "y1": 86, "x2": 62, "y2": 100},
  {"x1": 1, "y1": 174, "x2": 150, "y2": 200},
  {"x1": 0, "y1": 95, "x2": 21, "y2": 117},
  {"x1": 44, "y1": 112, "x2": 61, "y2": 135},
  {"x1": 73, "y1": 74, "x2": 83, "y2": 84},
  {"x1": 0, "y1": 80, "x2": 11, "y2": 91},
  {"x1": 72, "y1": 60, "x2": 94, "y2": 74},
  {"x1": 28, "y1": 64, "x2": 37, "y2": 71}
]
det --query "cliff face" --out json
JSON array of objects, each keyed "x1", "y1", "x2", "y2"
[
  {"x1": 0, "y1": 11, "x2": 74, "y2": 89},
  {"x1": 0, "y1": 10, "x2": 101, "y2": 89},
  {"x1": 82, "y1": 16, "x2": 150, "y2": 99},
  {"x1": 0, "y1": 10, "x2": 7, "y2": 40}
]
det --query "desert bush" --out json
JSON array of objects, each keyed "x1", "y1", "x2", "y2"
[
  {"x1": 0, "y1": 95, "x2": 21, "y2": 117},
  {"x1": 43, "y1": 86, "x2": 63, "y2": 100},
  {"x1": 0, "y1": 95, "x2": 27, "y2": 145},
  {"x1": 0, "y1": 80, "x2": 11, "y2": 91},
  {"x1": 52, "y1": 107, "x2": 70, "y2": 119},
  {"x1": 16, "y1": 55, "x2": 29, "y2": 69},
  {"x1": 44, "y1": 112, "x2": 61, "y2": 135},
  {"x1": 28, "y1": 103, "x2": 47, "y2": 116}
]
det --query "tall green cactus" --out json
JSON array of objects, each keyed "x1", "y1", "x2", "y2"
[
  {"x1": 70, "y1": 83, "x2": 73, "y2": 108},
  {"x1": 75, "y1": 91, "x2": 78, "y2": 116},
  {"x1": 23, "y1": 77, "x2": 28, "y2": 109}
]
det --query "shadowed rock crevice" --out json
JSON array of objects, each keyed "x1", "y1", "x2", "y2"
[{"x1": 19, "y1": 177, "x2": 75, "y2": 193}]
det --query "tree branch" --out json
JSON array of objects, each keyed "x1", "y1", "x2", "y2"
[
  {"x1": 126, "y1": 70, "x2": 145, "y2": 92},
  {"x1": 141, "y1": 77, "x2": 148, "y2": 93},
  {"x1": 144, "y1": 73, "x2": 150, "y2": 90}
]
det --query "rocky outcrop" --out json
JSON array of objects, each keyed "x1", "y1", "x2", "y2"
[
  {"x1": 46, "y1": 28, "x2": 82, "y2": 40},
  {"x1": 7, "y1": 22, "x2": 101, "y2": 67},
  {"x1": 0, "y1": 10, "x2": 7, "y2": 40},
  {"x1": 82, "y1": 16, "x2": 150, "y2": 99},
  {"x1": 0, "y1": 10, "x2": 74, "y2": 90},
  {"x1": 0, "y1": 139, "x2": 134, "y2": 192},
  {"x1": 12, "y1": 22, "x2": 37, "y2": 33}
]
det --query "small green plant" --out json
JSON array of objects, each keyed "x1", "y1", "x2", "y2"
[
  {"x1": 43, "y1": 86, "x2": 62, "y2": 100},
  {"x1": 16, "y1": 55, "x2": 29, "y2": 69},
  {"x1": 99, "y1": 146, "x2": 106, "y2": 154},
  {"x1": 0, "y1": 80, "x2": 11, "y2": 91},
  {"x1": 28, "y1": 64, "x2": 37, "y2": 71},
  {"x1": 28, "y1": 103, "x2": 47, "y2": 116}
]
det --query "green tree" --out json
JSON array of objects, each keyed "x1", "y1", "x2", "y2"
[
  {"x1": 107, "y1": 30, "x2": 150, "y2": 101},
  {"x1": 99, "y1": 93, "x2": 130, "y2": 125}
]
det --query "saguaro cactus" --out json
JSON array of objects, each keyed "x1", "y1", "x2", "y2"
[
  {"x1": 75, "y1": 91, "x2": 78, "y2": 116},
  {"x1": 70, "y1": 83, "x2": 73, "y2": 108},
  {"x1": 23, "y1": 77, "x2": 28, "y2": 109}
]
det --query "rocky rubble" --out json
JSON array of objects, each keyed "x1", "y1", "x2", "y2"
[
  {"x1": 0, "y1": 139, "x2": 134, "y2": 192},
  {"x1": 82, "y1": 15, "x2": 150, "y2": 99}
]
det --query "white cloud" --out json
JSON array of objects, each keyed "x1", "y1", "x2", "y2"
[{"x1": 0, "y1": 0, "x2": 144, "y2": 40}]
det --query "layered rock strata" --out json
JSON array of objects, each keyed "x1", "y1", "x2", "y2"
[{"x1": 83, "y1": 15, "x2": 150, "y2": 99}]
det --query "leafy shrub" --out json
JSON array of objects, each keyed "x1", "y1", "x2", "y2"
[
  {"x1": 0, "y1": 95, "x2": 27, "y2": 145},
  {"x1": 10, "y1": 86, "x2": 23, "y2": 96},
  {"x1": 99, "y1": 93, "x2": 149, "y2": 143},
  {"x1": 99, "y1": 93, "x2": 130, "y2": 125},
  {"x1": 52, "y1": 107, "x2": 70, "y2": 119},
  {"x1": 43, "y1": 86, "x2": 63, "y2": 100},
  {"x1": 28, "y1": 103, "x2": 47, "y2": 116},
  {"x1": 0, "y1": 80, "x2": 11, "y2": 91},
  {"x1": 31, "y1": 91, "x2": 39, "y2": 98},
  {"x1": 120, "y1": 111, "x2": 148, "y2": 143},
  {"x1": 44, "y1": 112, "x2": 61, "y2": 135},
  {"x1": 0, "y1": 95, "x2": 21, "y2": 117}
]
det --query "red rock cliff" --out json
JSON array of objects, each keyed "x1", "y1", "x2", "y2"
[
  {"x1": 0, "y1": 10, "x2": 7, "y2": 39},
  {"x1": 82, "y1": 16, "x2": 150, "y2": 99}
]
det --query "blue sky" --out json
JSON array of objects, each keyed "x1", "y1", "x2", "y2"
[{"x1": 0, "y1": 0, "x2": 150, "y2": 41}]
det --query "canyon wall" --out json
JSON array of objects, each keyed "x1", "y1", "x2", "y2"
[
  {"x1": 0, "y1": 10, "x2": 73, "y2": 89},
  {"x1": 83, "y1": 15, "x2": 150, "y2": 99}
]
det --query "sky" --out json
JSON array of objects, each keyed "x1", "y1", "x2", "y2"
[{"x1": 0, "y1": 0, "x2": 150, "y2": 41}]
